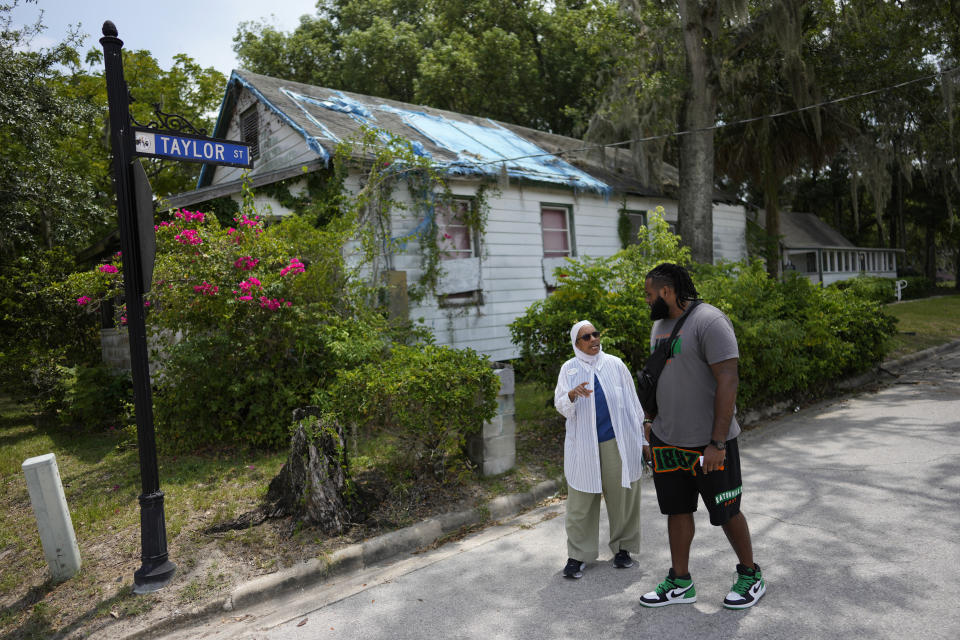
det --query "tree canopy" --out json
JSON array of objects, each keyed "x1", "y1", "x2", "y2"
[
  {"x1": 234, "y1": 0, "x2": 633, "y2": 137},
  {"x1": 0, "y1": 4, "x2": 226, "y2": 260}
]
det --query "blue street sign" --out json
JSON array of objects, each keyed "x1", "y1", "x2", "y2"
[{"x1": 133, "y1": 128, "x2": 252, "y2": 168}]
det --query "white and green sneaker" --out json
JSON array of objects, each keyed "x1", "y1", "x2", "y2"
[
  {"x1": 723, "y1": 563, "x2": 766, "y2": 609},
  {"x1": 639, "y1": 569, "x2": 697, "y2": 607}
]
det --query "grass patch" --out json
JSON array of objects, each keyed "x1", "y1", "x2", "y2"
[{"x1": 884, "y1": 292, "x2": 960, "y2": 359}]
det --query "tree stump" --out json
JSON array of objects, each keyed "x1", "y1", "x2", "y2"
[{"x1": 265, "y1": 408, "x2": 350, "y2": 535}]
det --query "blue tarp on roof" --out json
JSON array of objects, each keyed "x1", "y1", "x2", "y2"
[
  {"x1": 281, "y1": 88, "x2": 609, "y2": 195},
  {"x1": 380, "y1": 107, "x2": 610, "y2": 195}
]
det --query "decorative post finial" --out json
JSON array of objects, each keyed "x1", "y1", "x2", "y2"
[{"x1": 102, "y1": 21, "x2": 118, "y2": 37}]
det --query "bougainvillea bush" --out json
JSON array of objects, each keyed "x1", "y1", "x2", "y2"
[{"x1": 68, "y1": 205, "x2": 403, "y2": 451}]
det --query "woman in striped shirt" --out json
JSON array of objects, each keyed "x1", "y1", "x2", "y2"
[{"x1": 554, "y1": 320, "x2": 649, "y2": 579}]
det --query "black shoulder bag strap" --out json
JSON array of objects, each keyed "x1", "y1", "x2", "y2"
[
  {"x1": 662, "y1": 299, "x2": 701, "y2": 356},
  {"x1": 636, "y1": 300, "x2": 701, "y2": 415}
]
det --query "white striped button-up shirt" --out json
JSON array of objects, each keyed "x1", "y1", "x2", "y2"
[{"x1": 554, "y1": 352, "x2": 647, "y2": 493}]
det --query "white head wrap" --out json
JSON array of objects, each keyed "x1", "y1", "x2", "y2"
[{"x1": 570, "y1": 320, "x2": 602, "y2": 367}]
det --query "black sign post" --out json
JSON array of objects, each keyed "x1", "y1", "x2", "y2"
[{"x1": 100, "y1": 21, "x2": 175, "y2": 594}]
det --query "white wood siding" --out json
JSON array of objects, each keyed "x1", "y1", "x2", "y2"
[{"x1": 209, "y1": 96, "x2": 321, "y2": 187}]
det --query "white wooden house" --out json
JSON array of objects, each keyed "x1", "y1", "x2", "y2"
[
  {"x1": 166, "y1": 70, "x2": 748, "y2": 361},
  {"x1": 752, "y1": 210, "x2": 903, "y2": 286}
]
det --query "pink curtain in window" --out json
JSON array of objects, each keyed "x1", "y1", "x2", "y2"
[{"x1": 541, "y1": 208, "x2": 569, "y2": 258}]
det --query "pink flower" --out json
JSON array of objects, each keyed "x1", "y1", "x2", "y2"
[
  {"x1": 259, "y1": 296, "x2": 283, "y2": 311},
  {"x1": 154, "y1": 221, "x2": 172, "y2": 230},
  {"x1": 443, "y1": 233, "x2": 452, "y2": 239},
  {"x1": 120, "y1": 316, "x2": 127, "y2": 325},
  {"x1": 115, "y1": 251, "x2": 122, "y2": 257},
  {"x1": 174, "y1": 209, "x2": 205, "y2": 223},
  {"x1": 235, "y1": 277, "x2": 262, "y2": 301},
  {"x1": 175, "y1": 229, "x2": 202, "y2": 246},
  {"x1": 234, "y1": 256, "x2": 259, "y2": 270},
  {"x1": 280, "y1": 258, "x2": 305, "y2": 277},
  {"x1": 77, "y1": 296, "x2": 91, "y2": 306},
  {"x1": 99, "y1": 264, "x2": 119, "y2": 274},
  {"x1": 235, "y1": 214, "x2": 260, "y2": 228},
  {"x1": 193, "y1": 281, "x2": 219, "y2": 296}
]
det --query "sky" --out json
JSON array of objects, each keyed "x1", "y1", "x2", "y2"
[{"x1": 9, "y1": 0, "x2": 320, "y2": 76}]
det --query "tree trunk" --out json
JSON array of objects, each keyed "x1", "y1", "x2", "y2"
[
  {"x1": 954, "y1": 245, "x2": 959, "y2": 290},
  {"x1": 265, "y1": 408, "x2": 351, "y2": 535},
  {"x1": 677, "y1": 0, "x2": 718, "y2": 265},
  {"x1": 763, "y1": 170, "x2": 782, "y2": 280},
  {"x1": 924, "y1": 225, "x2": 937, "y2": 281}
]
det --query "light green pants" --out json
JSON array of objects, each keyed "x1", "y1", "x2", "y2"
[{"x1": 565, "y1": 438, "x2": 642, "y2": 562}]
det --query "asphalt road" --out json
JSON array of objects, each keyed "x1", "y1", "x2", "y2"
[{"x1": 154, "y1": 345, "x2": 960, "y2": 640}]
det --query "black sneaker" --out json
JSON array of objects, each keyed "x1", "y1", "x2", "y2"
[
  {"x1": 563, "y1": 558, "x2": 585, "y2": 579},
  {"x1": 613, "y1": 550, "x2": 634, "y2": 568},
  {"x1": 723, "y1": 563, "x2": 765, "y2": 609},
  {"x1": 639, "y1": 568, "x2": 697, "y2": 607}
]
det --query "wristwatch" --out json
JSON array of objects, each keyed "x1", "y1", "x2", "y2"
[{"x1": 709, "y1": 439, "x2": 726, "y2": 451}]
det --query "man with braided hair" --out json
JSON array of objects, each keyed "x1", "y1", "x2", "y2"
[{"x1": 638, "y1": 263, "x2": 766, "y2": 610}]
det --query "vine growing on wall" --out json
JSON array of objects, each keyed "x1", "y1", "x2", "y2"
[
  {"x1": 617, "y1": 198, "x2": 632, "y2": 249},
  {"x1": 257, "y1": 126, "x2": 495, "y2": 313}
]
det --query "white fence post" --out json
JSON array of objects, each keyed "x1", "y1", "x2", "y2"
[{"x1": 22, "y1": 453, "x2": 82, "y2": 581}]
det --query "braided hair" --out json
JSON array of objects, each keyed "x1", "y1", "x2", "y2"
[{"x1": 645, "y1": 263, "x2": 700, "y2": 304}]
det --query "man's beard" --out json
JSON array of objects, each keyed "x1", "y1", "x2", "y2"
[{"x1": 650, "y1": 296, "x2": 670, "y2": 320}]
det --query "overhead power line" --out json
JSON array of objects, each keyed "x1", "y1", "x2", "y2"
[{"x1": 472, "y1": 65, "x2": 960, "y2": 168}]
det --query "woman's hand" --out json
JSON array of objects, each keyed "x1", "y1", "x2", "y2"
[{"x1": 567, "y1": 382, "x2": 593, "y2": 402}]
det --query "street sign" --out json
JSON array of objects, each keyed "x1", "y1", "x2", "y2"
[{"x1": 133, "y1": 127, "x2": 252, "y2": 168}]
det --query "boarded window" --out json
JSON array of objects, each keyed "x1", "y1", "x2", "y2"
[
  {"x1": 241, "y1": 106, "x2": 260, "y2": 160},
  {"x1": 624, "y1": 210, "x2": 647, "y2": 245},
  {"x1": 436, "y1": 198, "x2": 474, "y2": 260},
  {"x1": 541, "y1": 206, "x2": 572, "y2": 258}
]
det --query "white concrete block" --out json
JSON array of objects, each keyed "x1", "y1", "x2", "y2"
[{"x1": 22, "y1": 453, "x2": 82, "y2": 581}]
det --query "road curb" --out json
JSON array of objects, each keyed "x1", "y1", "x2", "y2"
[{"x1": 122, "y1": 478, "x2": 562, "y2": 639}]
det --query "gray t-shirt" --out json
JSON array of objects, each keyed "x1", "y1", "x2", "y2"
[{"x1": 649, "y1": 302, "x2": 741, "y2": 447}]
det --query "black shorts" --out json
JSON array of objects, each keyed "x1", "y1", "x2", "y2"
[{"x1": 649, "y1": 430, "x2": 743, "y2": 526}]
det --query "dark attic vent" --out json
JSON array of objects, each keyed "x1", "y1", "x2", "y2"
[{"x1": 241, "y1": 106, "x2": 260, "y2": 160}]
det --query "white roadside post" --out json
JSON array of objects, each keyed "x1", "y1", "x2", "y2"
[
  {"x1": 22, "y1": 453, "x2": 82, "y2": 581},
  {"x1": 895, "y1": 279, "x2": 908, "y2": 301}
]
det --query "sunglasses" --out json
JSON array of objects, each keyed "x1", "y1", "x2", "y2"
[{"x1": 577, "y1": 331, "x2": 601, "y2": 341}]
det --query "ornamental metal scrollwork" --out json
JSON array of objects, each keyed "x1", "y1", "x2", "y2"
[{"x1": 129, "y1": 97, "x2": 207, "y2": 137}]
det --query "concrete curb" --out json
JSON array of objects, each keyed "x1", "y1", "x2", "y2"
[{"x1": 122, "y1": 478, "x2": 562, "y2": 639}]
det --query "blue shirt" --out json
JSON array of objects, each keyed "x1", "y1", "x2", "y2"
[{"x1": 593, "y1": 375, "x2": 615, "y2": 443}]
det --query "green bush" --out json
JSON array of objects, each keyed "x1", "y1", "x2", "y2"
[
  {"x1": 830, "y1": 275, "x2": 896, "y2": 304},
  {"x1": 60, "y1": 365, "x2": 133, "y2": 431},
  {"x1": 898, "y1": 275, "x2": 936, "y2": 300},
  {"x1": 0, "y1": 248, "x2": 100, "y2": 413},
  {"x1": 509, "y1": 218, "x2": 900, "y2": 411},
  {"x1": 329, "y1": 344, "x2": 499, "y2": 479}
]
